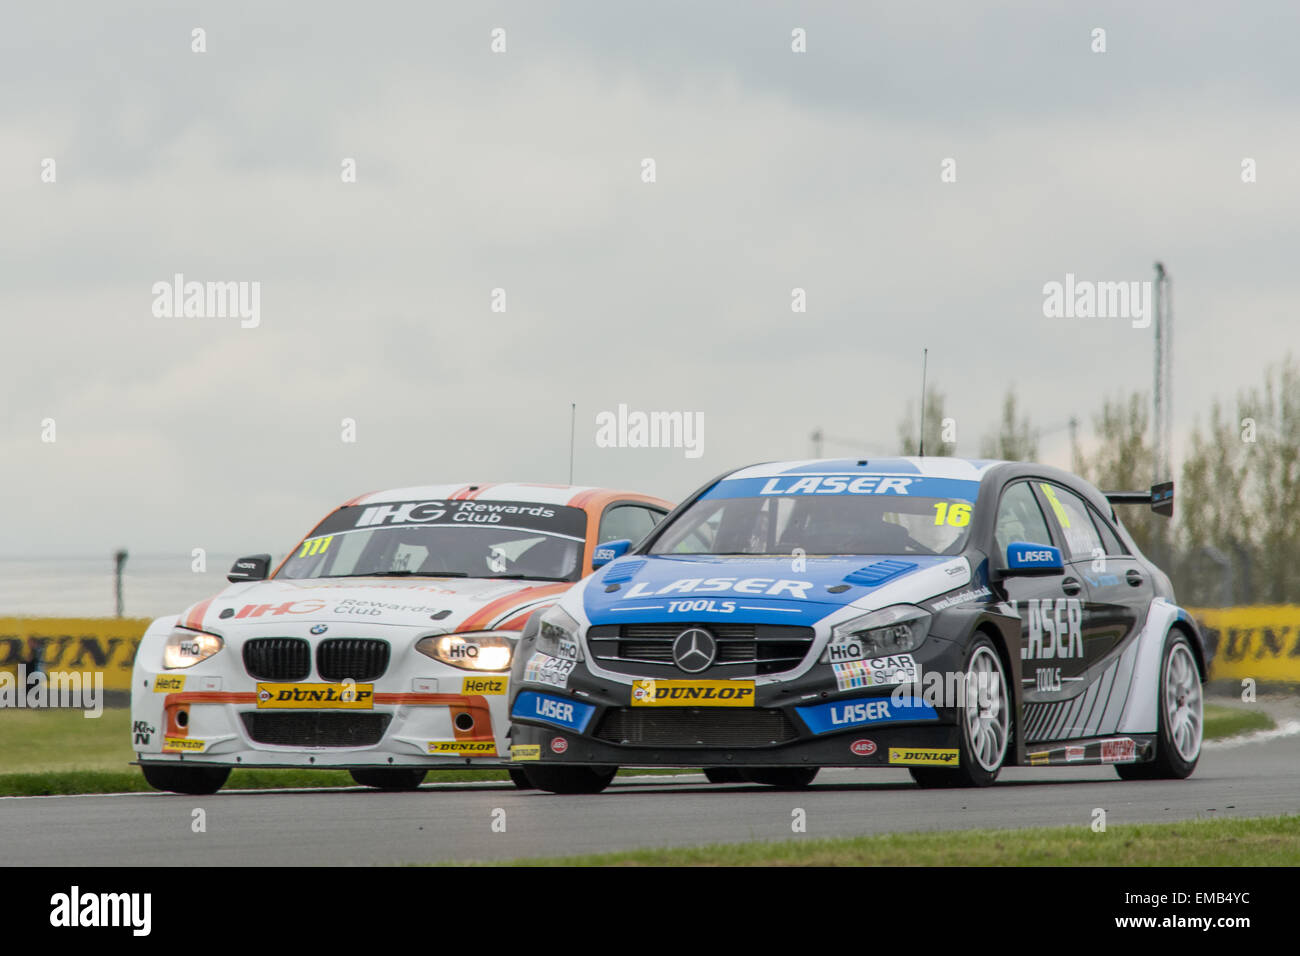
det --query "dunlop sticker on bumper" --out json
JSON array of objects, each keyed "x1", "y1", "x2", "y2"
[
  {"x1": 154, "y1": 675, "x2": 186, "y2": 693},
  {"x1": 163, "y1": 737, "x2": 205, "y2": 752},
  {"x1": 429, "y1": 740, "x2": 497, "y2": 756},
  {"x1": 511, "y1": 744, "x2": 541, "y2": 762},
  {"x1": 256, "y1": 683, "x2": 375, "y2": 709},
  {"x1": 630, "y1": 679, "x2": 756, "y2": 707},
  {"x1": 461, "y1": 676, "x2": 508, "y2": 696},
  {"x1": 888, "y1": 747, "x2": 959, "y2": 766}
]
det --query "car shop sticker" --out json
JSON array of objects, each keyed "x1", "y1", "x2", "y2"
[
  {"x1": 428, "y1": 740, "x2": 497, "y2": 756},
  {"x1": 630, "y1": 679, "x2": 756, "y2": 707},
  {"x1": 831, "y1": 653, "x2": 918, "y2": 692},
  {"x1": 887, "y1": 747, "x2": 959, "y2": 766},
  {"x1": 162, "y1": 737, "x2": 205, "y2": 753},
  {"x1": 461, "y1": 676, "x2": 508, "y2": 696},
  {"x1": 1099, "y1": 737, "x2": 1137, "y2": 764},
  {"x1": 524, "y1": 652, "x2": 576, "y2": 689},
  {"x1": 255, "y1": 683, "x2": 375, "y2": 709},
  {"x1": 510, "y1": 745, "x2": 541, "y2": 761},
  {"x1": 154, "y1": 675, "x2": 186, "y2": 693}
]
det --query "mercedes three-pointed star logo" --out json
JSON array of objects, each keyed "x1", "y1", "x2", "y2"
[{"x1": 672, "y1": 627, "x2": 717, "y2": 673}]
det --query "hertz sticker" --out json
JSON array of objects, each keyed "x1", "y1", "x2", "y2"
[
  {"x1": 461, "y1": 676, "x2": 508, "y2": 696},
  {"x1": 888, "y1": 747, "x2": 959, "y2": 766},
  {"x1": 154, "y1": 675, "x2": 186, "y2": 693},
  {"x1": 163, "y1": 737, "x2": 205, "y2": 752},
  {"x1": 429, "y1": 740, "x2": 497, "y2": 755},
  {"x1": 511, "y1": 744, "x2": 541, "y2": 762},
  {"x1": 256, "y1": 683, "x2": 375, "y2": 709},
  {"x1": 630, "y1": 679, "x2": 756, "y2": 707}
]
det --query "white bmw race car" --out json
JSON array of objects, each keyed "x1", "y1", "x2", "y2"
[{"x1": 130, "y1": 482, "x2": 671, "y2": 793}]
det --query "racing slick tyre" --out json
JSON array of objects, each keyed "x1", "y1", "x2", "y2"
[
  {"x1": 911, "y1": 635, "x2": 1011, "y2": 789},
  {"x1": 742, "y1": 767, "x2": 819, "y2": 789},
  {"x1": 508, "y1": 768, "x2": 535, "y2": 789},
  {"x1": 1116, "y1": 631, "x2": 1202, "y2": 781},
  {"x1": 349, "y1": 768, "x2": 428, "y2": 791},
  {"x1": 141, "y1": 764, "x2": 231, "y2": 795},
  {"x1": 523, "y1": 765, "x2": 617, "y2": 794},
  {"x1": 703, "y1": 767, "x2": 746, "y2": 783}
]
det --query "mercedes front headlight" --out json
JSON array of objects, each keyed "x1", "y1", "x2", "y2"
[
  {"x1": 822, "y1": 605, "x2": 931, "y2": 662},
  {"x1": 534, "y1": 605, "x2": 584, "y2": 661}
]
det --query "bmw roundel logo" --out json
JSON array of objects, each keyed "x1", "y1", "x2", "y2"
[
  {"x1": 310, "y1": 624, "x2": 328, "y2": 635},
  {"x1": 672, "y1": 627, "x2": 717, "y2": 674}
]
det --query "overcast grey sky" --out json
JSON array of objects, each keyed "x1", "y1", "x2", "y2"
[{"x1": 3, "y1": 2, "x2": 1297, "y2": 557}]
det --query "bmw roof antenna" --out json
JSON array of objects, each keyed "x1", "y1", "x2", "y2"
[{"x1": 917, "y1": 347, "x2": 928, "y2": 456}]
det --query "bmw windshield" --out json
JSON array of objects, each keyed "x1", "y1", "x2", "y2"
[
  {"x1": 649, "y1": 475, "x2": 980, "y2": 557},
  {"x1": 278, "y1": 500, "x2": 588, "y2": 581}
]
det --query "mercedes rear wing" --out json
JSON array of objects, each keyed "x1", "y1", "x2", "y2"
[{"x1": 1104, "y1": 480, "x2": 1174, "y2": 518}]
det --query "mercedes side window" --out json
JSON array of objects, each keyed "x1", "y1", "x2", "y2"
[
  {"x1": 1088, "y1": 505, "x2": 1129, "y2": 556},
  {"x1": 994, "y1": 482, "x2": 1054, "y2": 562},
  {"x1": 1038, "y1": 482, "x2": 1104, "y2": 562}
]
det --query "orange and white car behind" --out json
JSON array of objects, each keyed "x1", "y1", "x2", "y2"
[{"x1": 130, "y1": 483, "x2": 671, "y2": 794}]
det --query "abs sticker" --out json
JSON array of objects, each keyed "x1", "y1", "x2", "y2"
[
  {"x1": 850, "y1": 739, "x2": 877, "y2": 757},
  {"x1": 887, "y1": 747, "x2": 959, "y2": 766},
  {"x1": 154, "y1": 675, "x2": 186, "y2": 693},
  {"x1": 429, "y1": 740, "x2": 497, "y2": 756},
  {"x1": 162, "y1": 737, "x2": 205, "y2": 753},
  {"x1": 550, "y1": 736, "x2": 569, "y2": 754},
  {"x1": 511, "y1": 744, "x2": 541, "y2": 762},
  {"x1": 461, "y1": 676, "x2": 508, "y2": 696}
]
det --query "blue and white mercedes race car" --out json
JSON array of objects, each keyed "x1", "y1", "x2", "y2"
[{"x1": 506, "y1": 458, "x2": 1209, "y2": 792}]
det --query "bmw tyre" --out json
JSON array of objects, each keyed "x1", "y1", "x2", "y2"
[
  {"x1": 1117, "y1": 631, "x2": 1202, "y2": 780},
  {"x1": 141, "y1": 764, "x2": 231, "y2": 795},
  {"x1": 349, "y1": 768, "x2": 428, "y2": 791},
  {"x1": 911, "y1": 636, "x2": 1010, "y2": 789},
  {"x1": 524, "y1": 765, "x2": 617, "y2": 794}
]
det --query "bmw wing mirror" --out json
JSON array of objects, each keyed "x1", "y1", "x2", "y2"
[
  {"x1": 228, "y1": 554, "x2": 272, "y2": 583},
  {"x1": 1002, "y1": 542, "x2": 1064, "y2": 577},
  {"x1": 592, "y1": 539, "x2": 631, "y2": 570}
]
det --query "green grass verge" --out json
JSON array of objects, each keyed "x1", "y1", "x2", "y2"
[
  {"x1": 0, "y1": 700, "x2": 1279, "y2": 797},
  {"x1": 488, "y1": 815, "x2": 1300, "y2": 866},
  {"x1": 0, "y1": 709, "x2": 684, "y2": 795},
  {"x1": 1203, "y1": 703, "x2": 1274, "y2": 739}
]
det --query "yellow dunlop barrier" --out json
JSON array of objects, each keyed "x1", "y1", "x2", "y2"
[
  {"x1": 0, "y1": 618, "x2": 150, "y2": 692},
  {"x1": 1188, "y1": 605, "x2": 1300, "y2": 684}
]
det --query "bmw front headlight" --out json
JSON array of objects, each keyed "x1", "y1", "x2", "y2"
[
  {"x1": 416, "y1": 631, "x2": 516, "y2": 671},
  {"x1": 535, "y1": 605, "x2": 584, "y2": 661},
  {"x1": 162, "y1": 627, "x2": 225, "y2": 669},
  {"x1": 822, "y1": 605, "x2": 931, "y2": 662}
]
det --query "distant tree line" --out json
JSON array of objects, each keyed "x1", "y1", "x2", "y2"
[{"x1": 896, "y1": 355, "x2": 1300, "y2": 605}]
